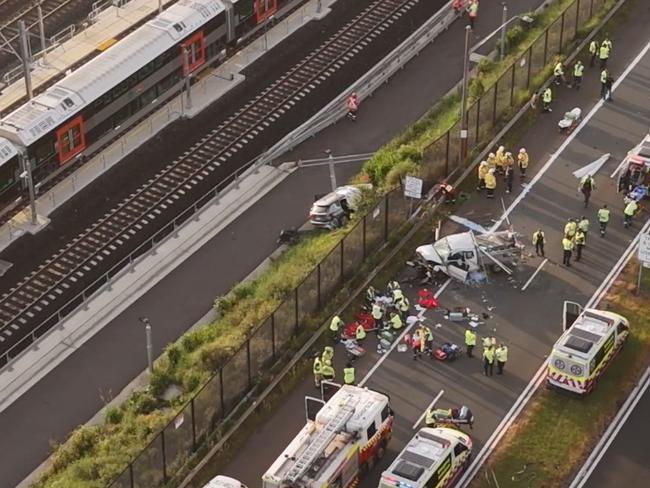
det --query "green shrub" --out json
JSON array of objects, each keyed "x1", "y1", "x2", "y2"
[
  {"x1": 104, "y1": 406, "x2": 123, "y2": 425},
  {"x1": 149, "y1": 367, "x2": 174, "y2": 398},
  {"x1": 166, "y1": 342, "x2": 182, "y2": 367},
  {"x1": 385, "y1": 159, "x2": 420, "y2": 188},
  {"x1": 129, "y1": 391, "x2": 159, "y2": 415}
]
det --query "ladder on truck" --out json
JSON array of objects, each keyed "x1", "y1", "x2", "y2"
[{"x1": 283, "y1": 404, "x2": 356, "y2": 485}]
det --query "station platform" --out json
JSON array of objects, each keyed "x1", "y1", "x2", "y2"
[
  {"x1": 0, "y1": 0, "x2": 178, "y2": 115},
  {"x1": 0, "y1": 0, "x2": 337, "y2": 253}
]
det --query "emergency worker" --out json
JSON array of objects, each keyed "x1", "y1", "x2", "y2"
[
  {"x1": 322, "y1": 345, "x2": 334, "y2": 364},
  {"x1": 313, "y1": 353, "x2": 322, "y2": 388},
  {"x1": 575, "y1": 229, "x2": 586, "y2": 262},
  {"x1": 390, "y1": 312, "x2": 403, "y2": 331},
  {"x1": 483, "y1": 346, "x2": 495, "y2": 376},
  {"x1": 355, "y1": 322, "x2": 366, "y2": 342},
  {"x1": 343, "y1": 362, "x2": 355, "y2": 385},
  {"x1": 321, "y1": 360, "x2": 335, "y2": 381},
  {"x1": 579, "y1": 174, "x2": 595, "y2": 207},
  {"x1": 468, "y1": 0, "x2": 478, "y2": 28},
  {"x1": 477, "y1": 161, "x2": 489, "y2": 190},
  {"x1": 532, "y1": 228, "x2": 545, "y2": 257},
  {"x1": 624, "y1": 199, "x2": 638, "y2": 228},
  {"x1": 562, "y1": 236, "x2": 574, "y2": 266},
  {"x1": 495, "y1": 344, "x2": 508, "y2": 375},
  {"x1": 578, "y1": 216, "x2": 590, "y2": 239},
  {"x1": 485, "y1": 169, "x2": 497, "y2": 199},
  {"x1": 573, "y1": 60, "x2": 584, "y2": 89},
  {"x1": 564, "y1": 218, "x2": 577, "y2": 238},
  {"x1": 600, "y1": 68, "x2": 609, "y2": 99},
  {"x1": 517, "y1": 148, "x2": 529, "y2": 179},
  {"x1": 589, "y1": 39, "x2": 598, "y2": 66},
  {"x1": 329, "y1": 315, "x2": 343, "y2": 343},
  {"x1": 465, "y1": 328, "x2": 476, "y2": 358},
  {"x1": 599, "y1": 40, "x2": 610, "y2": 68},
  {"x1": 542, "y1": 87, "x2": 553, "y2": 112},
  {"x1": 347, "y1": 93, "x2": 359, "y2": 120},
  {"x1": 553, "y1": 60, "x2": 565, "y2": 85},
  {"x1": 598, "y1": 205, "x2": 610, "y2": 236}
]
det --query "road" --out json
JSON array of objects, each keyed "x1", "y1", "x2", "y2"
[
  {"x1": 0, "y1": 0, "x2": 551, "y2": 486},
  {"x1": 205, "y1": 5, "x2": 650, "y2": 488},
  {"x1": 581, "y1": 378, "x2": 650, "y2": 487}
]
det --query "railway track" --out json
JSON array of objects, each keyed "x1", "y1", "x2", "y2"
[
  {"x1": 0, "y1": 0, "x2": 96, "y2": 78},
  {"x1": 0, "y1": 0, "x2": 423, "y2": 364}
]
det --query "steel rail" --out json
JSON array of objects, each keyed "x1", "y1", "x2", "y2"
[{"x1": 0, "y1": 0, "x2": 421, "y2": 360}]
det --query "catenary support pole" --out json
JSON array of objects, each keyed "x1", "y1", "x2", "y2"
[
  {"x1": 37, "y1": 1, "x2": 47, "y2": 57},
  {"x1": 19, "y1": 21, "x2": 33, "y2": 100},
  {"x1": 460, "y1": 25, "x2": 472, "y2": 162},
  {"x1": 24, "y1": 157, "x2": 37, "y2": 226}
]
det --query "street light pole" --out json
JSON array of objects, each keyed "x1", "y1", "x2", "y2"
[
  {"x1": 460, "y1": 25, "x2": 472, "y2": 163},
  {"x1": 18, "y1": 20, "x2": 33, "y2": 100},
  {"x1": 500, "y1": 3, "x2": 508, "y2": 60},
  {"x1": 139, "y1": 317, "x2": 154, "y2": 373}
]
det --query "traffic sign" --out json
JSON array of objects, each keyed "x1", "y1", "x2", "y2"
[
  {"x1": 404, "y1": 176, "x2": 423, "y2": 199},
  {"x1": 638, "y1": 233, "x2": 650, "y2": 264}
]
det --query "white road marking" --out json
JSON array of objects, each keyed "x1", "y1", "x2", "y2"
[
  {"x1": 358, "y1": 278, "x2": 450, "y2": 387},
  {"x1": 412, "y1": 390, "x2": 445, "y2": 429},
  {"x1": 521, "y1": 258, "x2": 548, "y2": 291},
  {"x1": 457, "y1": 35, "x2": 650, "y2": 488},
  {"x1": 569, "y1": 363, "x2": 650, "y2": 487},
  {"x1": 491, "y1": 38, "x2": 650, "y2": 233}
]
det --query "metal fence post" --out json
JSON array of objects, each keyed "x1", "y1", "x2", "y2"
[
  {"x1": 444, "y1": 131, "x2": 450, "y2": 177},
  {"x1": 510, "y1": 64, "x2": 516, "y2": 106},
  {"x1": 492, "y1": 80, "x2": 498, "y2": 125},
  {"x1": 475, "y1": 102, "x2": 480, "y2": 143},
  {"x1": 271, "y1": 314, "x2": 276, "y2": 359},
  {"x1": 340, "y1": 240, "x2": 345, "y2": 283},
  {"x1": 161, "y1": 430, "x2": 168, "y2": 483},
  {"x1": 191, "y1": 399, "x2": 197, "y2": 451},
  {"x1": 129, "y1": 464, "x2": 134, "y2": 488},
  {"x1": 383, "y1": 195, "x2": 389, "y2": 242},
  {"x1": 219, "y1": 369, "x2": 225, "y2": 414},
  {"x1": 559, "y1": 12, "x2": 565, "y2": 52},
  {"x1": 362, "y1": 216, "x2": 367, "y2": 260},
  {"x1": 543, "y1": 29, "x2": 549, "y2": 65},
  {"x1": 317, "y1": 264, "x2": 322, "y2": 309},
  {"x1": 526, "y1": 46, "x2": 532, "y2": 88},
  {"x1": 589, "y1": 0, "x2": 594, "y2": 17},
  {"x1": 246, "y1": 339, "x2": 252, "y2": 388},
  {"x1": 294, "y1": 288, "x2": 299, "y2": 333},
  {"x1": 575, "y1": 0, "x2": 581, "y2": 33}
]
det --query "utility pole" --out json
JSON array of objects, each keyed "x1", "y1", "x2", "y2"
[
  {"x1": 325, "y1": 149, "x2": 337, "y2": 192},
  {"x1": 139, "y1": 317, "x2": 154, "y2": 373},
  {"x1": 459, "y1": 25, "x2": 472, "y2": 163},
  {"x1": 500, "y1": 3, "x2": 508, "y2": 60},
  {"x1": 19, "y1": 21, "x2": 33, "y2": 100}
]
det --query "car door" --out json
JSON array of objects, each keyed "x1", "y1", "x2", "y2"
[{"x1": 563, "y1": 301, "x2": 583, "y2": 331}]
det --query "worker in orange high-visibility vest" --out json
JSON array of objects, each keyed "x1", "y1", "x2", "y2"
[
  {"x1": 346, "y1": 92, "x2": 359, "y2": 121},
  {"x1": 452, "y1": 0, "x2": 465, "y2": 13}
]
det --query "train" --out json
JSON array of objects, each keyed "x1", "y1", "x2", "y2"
[{"x1": 0, "y1": 0, "x2": 288, "y2": 215}]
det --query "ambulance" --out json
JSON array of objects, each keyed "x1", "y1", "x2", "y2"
[
  {"x1": 379, "y1": 427, "x2": 472, "y2": 488},
  {"x1": 262, "y1": 383, "x2": 393, "y2": 488},
  {"x1": 546, "y1": 302, "x2": 630, "y2": 395}
]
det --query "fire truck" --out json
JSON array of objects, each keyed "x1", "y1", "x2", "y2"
[{"x1": 262, "y1": 384, "x2": 394, "y2": 488}]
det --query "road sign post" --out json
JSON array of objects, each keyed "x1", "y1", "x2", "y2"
[
  {"x1": 637, "y1": 233, "x2": 650, "y2": 294},
  {"x1": 404, "y1": 176, "x2": 423, "y2": 216}
]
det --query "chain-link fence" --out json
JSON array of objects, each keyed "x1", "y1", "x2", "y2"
[
  {"x1": 109, "y1": 189, "x2": 410, "y2": 487},
  {"x1": 421, "y1": 0, "x2": 606, "y2": 185}
]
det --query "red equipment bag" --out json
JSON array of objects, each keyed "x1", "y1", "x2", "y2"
[
  {"x1": 433, "y1": 348, "x2": 448, "y2": 360},
  {"x1": 418, "y1": 289, "x2": 439, "y2": 309}
]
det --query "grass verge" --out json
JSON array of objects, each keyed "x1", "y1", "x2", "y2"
[
  {"x1": 470, "y1": 259, "x2": 650, "y2": 488},
  {"x1": 32, "y1": 0, "x2": 619, "y2": 486}
]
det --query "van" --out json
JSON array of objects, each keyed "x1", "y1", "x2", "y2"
[
  {"x1": 379, "y1": 427, "x2": 472, "y2": 488},
  {"x1": 547, "y1": 302, "x2": 630, "y2": 395},
  {"x1": 202, "y1": 475, "x2": 248, "y2": 488}
]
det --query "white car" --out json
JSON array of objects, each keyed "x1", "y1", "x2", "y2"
[
  {"x1": 309, "y1": 186, "x2": 363, "y2": 229},
  {"x1": 202, "y1": 475, "x2": 248, "y2": 488}
]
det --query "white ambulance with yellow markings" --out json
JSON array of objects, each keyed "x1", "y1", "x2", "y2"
[
  {"x1": 379, "y1": 427, "x2": 472, "y2": 488},
  {"x1": 547, "y1": 302, "x2": 630, "y2": 395}
]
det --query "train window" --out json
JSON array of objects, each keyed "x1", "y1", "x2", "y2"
[
  {"x1": 140, "y1": 85, "x2": 157, "y2": 106},
  {"x1": 138, "y1": 61, "x2": 155, "y2": 81},
  {"x1": 56, "y1": 116, "x2": 86, "y2": 164},
  {"x1": 181, "y1": 31, "x2": 206, "y2": 75},
  {"x1": 255, "y1": 0, "x2": 277, "y2": 23}
]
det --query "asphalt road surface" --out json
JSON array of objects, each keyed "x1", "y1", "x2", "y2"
[
  {"x1": 581, "y1": 381, "x2": 650, "y2": 487},
  {"x1": 0, "y1": 1, "x2": 550, "y2": 486},
  {"x1": 208, "y1": 6, "x2": 650, "y2": 488}
]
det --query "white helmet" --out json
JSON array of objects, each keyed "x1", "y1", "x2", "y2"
[
  {"x1": 489, "y1": 152, "x2": 495, "y2": 158},
  {"x1": 498, "y1": 145, "x2": 505, "y2": 152},
  {"x1": 505, "y1": 152, "x2": 512, "y2": 157},
  {"x1": 480, "y1": 160, "x2": 488, "y2": 166},
  {"x1": 488, "y1": 168, "x2": 495, "y2": 174},
  {"x1": 519, "y1": 148, "x2": 526, "y2": 153}
]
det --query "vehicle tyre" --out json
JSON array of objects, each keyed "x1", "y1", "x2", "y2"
[{"x1": 340, "y1": 215, "x2": 349, "y2": 227}]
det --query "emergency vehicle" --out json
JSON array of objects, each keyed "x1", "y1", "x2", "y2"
[
  {"x1": 262, "y1": 384, "x2": 393, "y2": 488},
  {"x1": 379, "y1": 427, "x2": 472, "y2": 488},
  {"x1": 547, "y1": 302, "x2": 630, "y2": 395}
]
